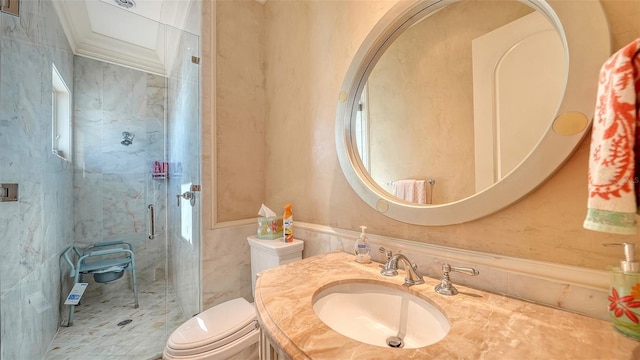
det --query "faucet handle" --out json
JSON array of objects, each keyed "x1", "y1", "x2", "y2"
[
  {"x1": 379, "y1": 247, "x2": 393, "y2": 261},
  {"x1": 445, "y1": 264, "x2": 479, "y2": 277},
  {"x1": 435, "y1": 263, "x2": 479, "y2": 296},
  {"x1": 379, "y1": 248, "x2": 398, "y2": 277}
]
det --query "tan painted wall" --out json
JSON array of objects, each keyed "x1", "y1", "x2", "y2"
[
  {"x1": 260, "y1": 0, "x2": 640, "y2": 271},
  {"x1": 204, "y1": 0, "x2": 640, "y2": 288},
  {"x1": 215, "y1": 0, "x2": 266, "y2": 223},
  {"x1": 201, "y1": 0, "x2": 266, "y2": 307},
  {"x1": 367, "y1": 1, "x2": 532, "y2": 203}
]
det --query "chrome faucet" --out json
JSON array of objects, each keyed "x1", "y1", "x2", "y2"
[
  {"x1": 381, "y1": 253, "x2": 425, "y2": 286},
  {"x1": 378, "y1": 247, "x2": 393, "y2": 268},
  {"x1": 434, "y1": 263, "x2": 479, "y2": 296}
]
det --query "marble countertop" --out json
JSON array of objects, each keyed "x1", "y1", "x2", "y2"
[{"x1": 254, "y1": 251, "x2": 639, "y2": 359}]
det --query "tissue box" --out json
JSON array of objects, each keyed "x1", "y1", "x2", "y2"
[{"x1": 257, "y1": 216, "x2": 283, "y2": 239}]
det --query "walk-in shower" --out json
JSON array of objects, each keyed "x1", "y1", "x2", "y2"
[{"x1": 0, "y1": 0, "x2": 202, "y2": 359}]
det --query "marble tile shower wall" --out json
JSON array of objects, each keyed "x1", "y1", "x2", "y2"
[
  {"x1": 73, "y1": 56, "x2": 168, "y2": 296},
  {"x1": 167, "y1": 27, "x2": 201, "y2": 319},
  {"x1": 0, "y1": 0, "x2": 75, "y2": 359}
]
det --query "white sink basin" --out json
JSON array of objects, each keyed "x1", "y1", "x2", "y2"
[{"x1": 312, "y1": 281, "x2": 449, "y2": 349}]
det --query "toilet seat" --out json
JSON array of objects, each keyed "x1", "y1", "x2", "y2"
[{"x1": 164, "y1": 298, "x2": 258, "y2": 359}]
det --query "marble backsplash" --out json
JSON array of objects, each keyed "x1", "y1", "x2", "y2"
[
  {"x1": 296, "y1": 223, "x2": 610, "y2": 321},
  {"x1": 205, "y1": 220, "x2": 611, "y2": 322}
]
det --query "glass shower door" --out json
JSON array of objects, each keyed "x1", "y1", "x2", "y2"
[{"x1": 165, "y1": 24, "x2": 202, "y2": 328}]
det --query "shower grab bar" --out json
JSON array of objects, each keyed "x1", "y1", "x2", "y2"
[{"x1": 148, "y1": 204, "x2": 155, "y2": 239}]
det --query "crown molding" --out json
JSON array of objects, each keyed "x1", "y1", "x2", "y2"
[{"x1": 52, "y1": 1, "x2": 170, "y2": 76}]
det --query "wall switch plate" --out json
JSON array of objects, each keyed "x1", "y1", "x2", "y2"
[
  {"x1": 0, "y1": 183, "x2": 18, "y2": 202},
  {"x1": 1, "y1": 0, "x2": 20, "y2": 16}
]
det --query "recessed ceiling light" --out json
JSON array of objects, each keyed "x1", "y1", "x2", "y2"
[{"x1": 114, "y1": 0, "x2": 135, "y2": 9}]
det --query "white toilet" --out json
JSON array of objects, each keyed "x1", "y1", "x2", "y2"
[{"x1": 163, "y1": 236, "x2": 304, "y2": 360}]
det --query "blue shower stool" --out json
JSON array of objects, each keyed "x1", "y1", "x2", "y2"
[{"x1": 62, "y1": 241, "x2": 139, "y2": 326}]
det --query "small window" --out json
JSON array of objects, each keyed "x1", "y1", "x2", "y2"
[{"x1": 52, "y1": 64, "x2": 71, "y2": 161}]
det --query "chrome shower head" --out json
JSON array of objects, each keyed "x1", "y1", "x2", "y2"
[{"x1": 121, "y1": 131, "x2": 134, "y2": 146}]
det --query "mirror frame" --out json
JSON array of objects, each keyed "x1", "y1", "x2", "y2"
[{"x1": 335, "y1": 0, "x2": 611, "y2": 225}]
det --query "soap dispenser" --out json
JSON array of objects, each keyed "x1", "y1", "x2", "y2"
[
  {"x1": 605, "y1": 242, "x2": 640, "y2": 340},
  {"x1": 354, "y1": 226, "x2": 371, "y2": 264}
]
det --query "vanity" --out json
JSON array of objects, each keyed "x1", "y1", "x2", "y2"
[{"x1": 255, "y1": 252, "x2": 639, "y2": 359}]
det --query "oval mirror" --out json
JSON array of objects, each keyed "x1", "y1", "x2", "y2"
[{"x1": 335, "y1": 0, "x2": 610, "y2": 225}]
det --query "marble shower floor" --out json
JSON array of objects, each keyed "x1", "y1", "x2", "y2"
[{"x1": 45, "y1": 280, "x2": 187, "y2": 360}]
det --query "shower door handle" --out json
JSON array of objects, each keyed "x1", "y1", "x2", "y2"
[
  {"x1": 176, "y1": 191, "x2": 195, "y2": 207},
  {"x1": 176, "y1": 185, "x2": 200, "y2": 207}
]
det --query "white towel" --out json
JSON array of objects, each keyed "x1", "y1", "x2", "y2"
[
  {"x1": 392, "y1": 179, "x2": 416, "y2": 203},
  {"x1": 414, "y1": 180, "x2": 427, "y2": 204}
]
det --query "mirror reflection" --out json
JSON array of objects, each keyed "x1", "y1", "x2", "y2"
[{"x1": 354, "y1": 0, "x2": 565, "y2": 204}]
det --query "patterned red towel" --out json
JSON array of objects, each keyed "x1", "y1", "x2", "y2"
[{"x1": 584, "y1": 38, "x2": 640, "y2": 234}]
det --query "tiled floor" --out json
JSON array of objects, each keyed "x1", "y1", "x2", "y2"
[{"x1": 45, "y1": 280, "x2": 187, "y2": 360}]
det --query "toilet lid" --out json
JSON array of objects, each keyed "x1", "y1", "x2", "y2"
[{"x1": 166, "y1": 298, "x2": 257, "y2": 356}]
